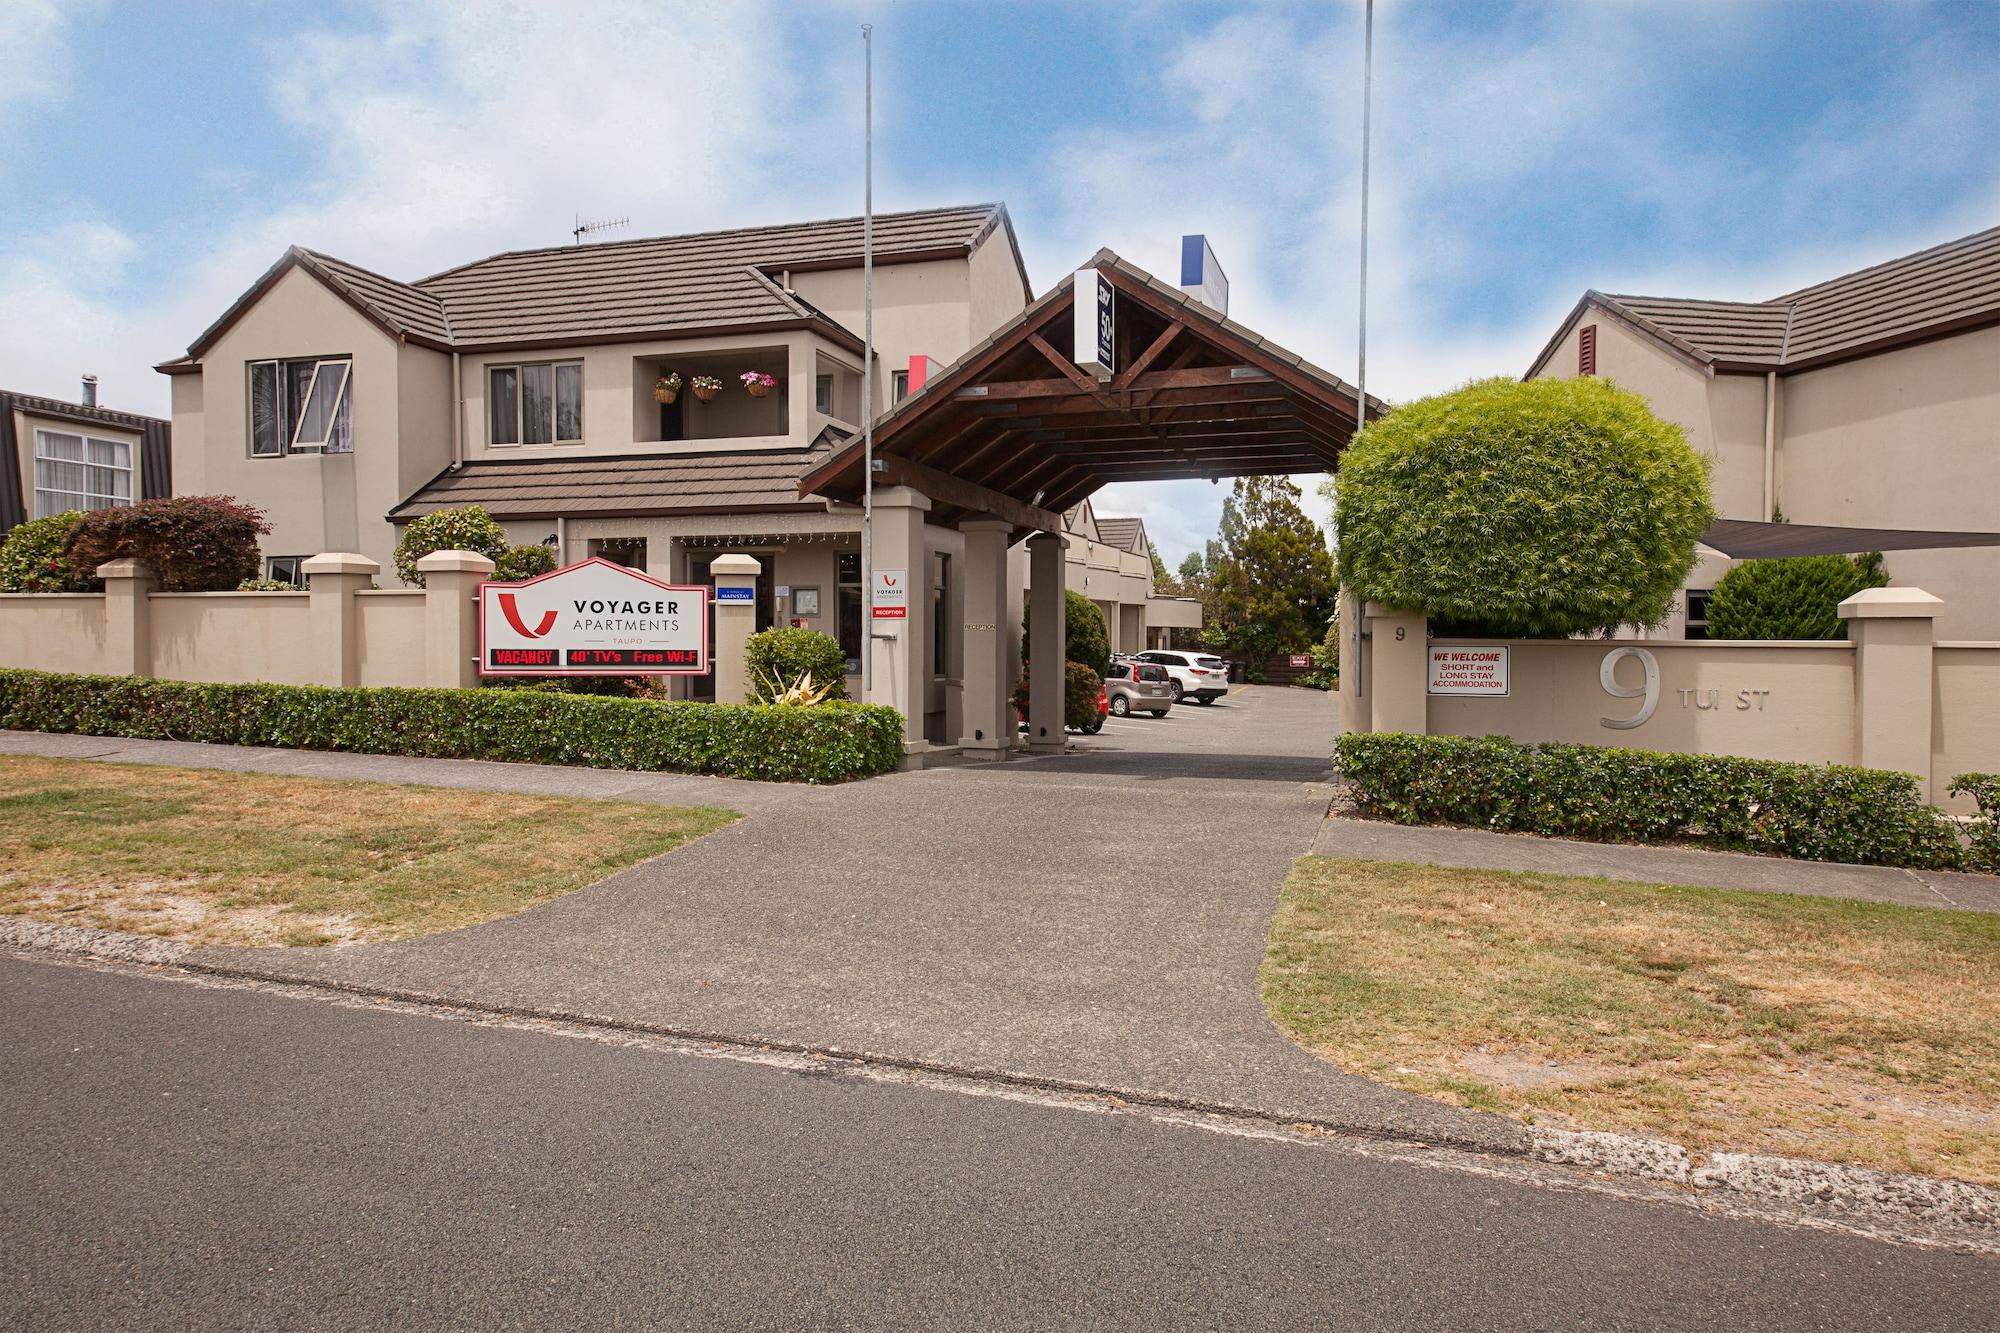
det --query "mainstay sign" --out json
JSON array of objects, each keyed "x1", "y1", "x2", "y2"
[{"x1": 479, "y1": 558, "x2": 708, "y2": 676}]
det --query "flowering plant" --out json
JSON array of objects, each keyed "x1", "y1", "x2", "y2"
[
  {"x1": 740, "y1": 371, "x2": 777, "y2": 389},
  {"x1": 655, "y1": 372, "x2": 682, "y2": 390},
  {"x1": 689, "y1": 375, "x2": 722, "y2": 392}
]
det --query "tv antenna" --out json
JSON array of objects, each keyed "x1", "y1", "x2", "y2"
[{"x1": 572, "y1": 213, "x2": 630, "y2": 245}]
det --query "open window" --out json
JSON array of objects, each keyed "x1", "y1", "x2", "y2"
[{"x1": 249, "y1": 357, "x2": 352, "y2": 455}]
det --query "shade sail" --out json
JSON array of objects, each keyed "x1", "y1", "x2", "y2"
[{"x1": 1700, "y1": 519, "x2": 2000, "y2": 559}]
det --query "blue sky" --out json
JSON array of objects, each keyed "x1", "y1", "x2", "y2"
[{"x1": 3, "y1": 0, "x2": 1995, "y2": 562}]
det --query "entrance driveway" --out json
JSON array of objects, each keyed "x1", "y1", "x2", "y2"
[{"x1": 100, "y1": 685, "x2": 1515, "y2": 1150}]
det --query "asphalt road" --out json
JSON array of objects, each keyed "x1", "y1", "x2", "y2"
[{"x1": 4, "y1": 954, "x2": 1994, "y2": 1331}]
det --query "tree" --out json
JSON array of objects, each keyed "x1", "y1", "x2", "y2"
[
  {"x1": 394, "y1": 505, "x2": 508, "y2": 587},
  {"x1": 1207, "y1": 476, "x2": 1336, "y2": 662},
  {"x1": 1707, "y1": 553, "x2": 1888, "y2": 640},
  {"x1": 1331, "y1": 376, "x2": 1713, "y2": 637},
  {"x1": 1022, "y1": 588, "x2": 1110, "y2": 677},
  {"x1": 1150, "y1": 546, "x2": 1171, "y2": 589}
]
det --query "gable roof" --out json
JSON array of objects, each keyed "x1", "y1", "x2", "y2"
[
  {"x1": 1092, "y1": 515, "x2": 1147, "y2": 554},
  {"x1": 170, "y1": 204, "x2": 1020, "y2": 367},
  {"x1": 1529, "y1": 222, "x2": 2000, "y2": 377}
]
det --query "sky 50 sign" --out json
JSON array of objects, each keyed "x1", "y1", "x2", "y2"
[{"x1": 479, "y1": 558, "x2": 708, "y2": 676}]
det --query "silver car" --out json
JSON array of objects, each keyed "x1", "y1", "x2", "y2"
[{"x1": 1105, "y1": 661, "x2": 1174, "y2": 717}]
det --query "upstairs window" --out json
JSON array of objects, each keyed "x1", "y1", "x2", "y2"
[
  {"x1": 249, "y1": 357, "x2": 352, "y2": 456},
  {"x1": 34, "y1": 429, "x2": 132, "y2": 518},
  {"x1": 815, "y1": 374, "x2": 832, "y2": 414},
  {"x1": 1578, "y1": 324, "x2": 1598, "y2": 377},
  {"x1": 892, "y1": 369, "x2": 910, "y2": 402},
  {"x1": 490, "y1": 361, "x2": 584, "y2": 446}
]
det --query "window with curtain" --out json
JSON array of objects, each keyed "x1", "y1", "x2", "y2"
[
  {"x1": 33, "y1": 429, "x2": 133, "y2": 518},
  {"x1": 249, "y1": 357, "x2": 353, "y2": 455},
  {"x1": 489, "y1": 361, "x2": 584, "y2": 446}
]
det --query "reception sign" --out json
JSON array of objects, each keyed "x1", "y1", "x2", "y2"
[
  {"x1": 479, "y1": 558, "x2": 707, "y2": 676},
  {"x1": 1427, "y1": 645, "x2": 1509, "y2": 696}
]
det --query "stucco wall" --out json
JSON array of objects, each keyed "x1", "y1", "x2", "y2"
[
  {"x1": 1424, "y1": 638, "x2": 1857, "y2": 764},
  {"x1": 1933, "y1": 643, "x2": 2000, "y2": 814},
  {"x1": 792, "y1": 259, "x2": 982, "y2": 419},
  {"x1": 0, "y1": 595, "x2": 110, "y2": 674},
  {"x1": 354, "y1": 591, "x2": 429, "y2": 688},
  {"x1": 149, "y1": 593, "x2": 316, "y2": 685}
]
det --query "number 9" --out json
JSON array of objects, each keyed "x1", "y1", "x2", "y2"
[{"x1": 1600, "y1": 647, "x2": 1659, "y2": 730}]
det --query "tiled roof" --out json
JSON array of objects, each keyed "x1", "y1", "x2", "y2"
[
  {"x1": 1540, "y1": 223, "x2": 2000, "y2": 375},
  {"x1": 299, "y1": 249, "x2": 454, "y2": 344},
  {"x1": 1092, "y1": 516, "x2": 1146, "y2": 554},
  {"x1": 389, "y1": 433, "x2": 841, "y2": 522},
  {"x1": 1, "y1": 389, "x2": 173, "y2": 534}
]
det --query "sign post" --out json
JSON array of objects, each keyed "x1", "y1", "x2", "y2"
[{"x1": 479, "y1": 557, "x2": 708, "y2": 676}]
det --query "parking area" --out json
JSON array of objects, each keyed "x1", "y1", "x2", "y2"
[{"x1": 1038, "y1": 682, "x2": 1339, "y2": 786}]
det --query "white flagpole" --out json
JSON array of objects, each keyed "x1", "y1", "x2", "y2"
[
  {"x1": 861, "y1": 22, "x2": 876, "y2": 694},
  {"x1": 1356, "y1": 0, "x2": 1373, "y2": 436}
]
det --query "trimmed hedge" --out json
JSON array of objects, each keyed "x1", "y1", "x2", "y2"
[
  {"x1": 1334, "y1": 732, "x2": 1972, "y2": 870},
  {"x1": 1950, "y1": 774, "x2": 2000, "y2": 874},
  {"x1": 1707, "y1": 552, "x2": 1888, "y2": 640},
  {"x1": 0, "y1": 669, "x2": 904, "y2": 785}
]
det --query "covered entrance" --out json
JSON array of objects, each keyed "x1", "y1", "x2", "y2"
[{"x1": 799, "y1": 248, "x2": 1383, "y2": 764}]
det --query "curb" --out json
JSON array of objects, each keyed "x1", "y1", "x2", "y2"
[{"x1": 9, "y1": 924, "x2": 1996, "y2": 1237}]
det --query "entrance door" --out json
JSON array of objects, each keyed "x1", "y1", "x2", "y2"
[{"x1": 687, "y1": 553, "x2": 774, "y2": 701}]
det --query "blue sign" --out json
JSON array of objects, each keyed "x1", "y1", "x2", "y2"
[{"x1": 715, "y1": 586, "x2": 755, "y2": 602}]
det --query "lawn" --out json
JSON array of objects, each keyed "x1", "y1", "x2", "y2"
[
  {"x1": 1263, "y1": 857, "x2": 2000, "y2": 1185},
  {"x1": 0, "y1": 756, "x2": 737, "y2": 947}
]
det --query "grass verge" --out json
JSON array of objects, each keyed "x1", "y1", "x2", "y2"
[
  {"x1": 0, "y1": 756, "x2": 737, "y2": 947},
  {"x1": 1262, "y1": 856, "x2": 2000, "y2": 1185}
]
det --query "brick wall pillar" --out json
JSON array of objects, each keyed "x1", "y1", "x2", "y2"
[
  {"x1": 1364, "y1": 601, "x2": 1429, "y2": 736},
  {"x1": 1841, "y1": 586, "x2": 1941, "y2": 798},
  {"x1": 96, "y1": 558, "x2": 155, "y2": 678}
]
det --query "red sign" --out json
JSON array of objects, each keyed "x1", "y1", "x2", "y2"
[
  {"x1": 478, "y1": 558, "x2": 709, "y2": 677},
  {"x1": 1288, "y1": 654, "x2": 1312, "y2": 668}
]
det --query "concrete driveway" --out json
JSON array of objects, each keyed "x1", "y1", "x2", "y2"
[{"x1": 183, "y1": 685, "x2": 1516, "y2": 1148}]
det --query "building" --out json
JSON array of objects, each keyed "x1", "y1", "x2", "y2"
[
  {"x1": 1527, "y1": 223, "x2": 2000, "y2": 640},
  {"x1": 153, "y1": 203, "x2": 1204, "y2": 727},
  {"x1": 1, "y1": 379, "x2": 172, "y2": 537},
  {"x1": 1054, "y1": 501, "x2": 1201, "y2": 652}
]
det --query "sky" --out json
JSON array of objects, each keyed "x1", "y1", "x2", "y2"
[{"x1": 2, "y1": 0, "x2": 1996, "y2": 565}]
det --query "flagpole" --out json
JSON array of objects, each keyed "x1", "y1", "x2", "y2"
[
  {"x1": 861, "y1": 22, "x2": 876, "y2": 695},
  {"x1": 1356, "y1": 0, "x2": 1372, "y2": 436}
]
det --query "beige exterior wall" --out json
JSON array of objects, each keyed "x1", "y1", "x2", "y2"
[
  {"x1": 353, "y1": 591, "x2": 430, "y2": 688},
  {"x1": 0, "y1": 595, "x2": 109, "y2": 674},
  {"x1": 1933, "y1": 643, "x2": 2000, "y2": 814},
  {"x1": 148, "y1": 593, "x2": 317, "y2": 685}
]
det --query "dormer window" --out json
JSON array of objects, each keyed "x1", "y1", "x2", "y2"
[{"x1": 249, "y1": 357, "x2": 352, "y2": 456}]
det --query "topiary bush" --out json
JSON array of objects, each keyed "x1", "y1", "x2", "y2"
[
  {"x1": 492, "y1": 543, "x2": 558, "y2": 584},
  {"x1": 394, "y1": 505, "x2": 507, "y2": 587},
  {"x1": 745, "y1": 627, "x2": 849, "y2": 703},
  {"x1": 1333, "y1": 376, "x2": 1714, "y2": 636},
  {"x1": 0, "y1": 511, "x2": 94, "y2": 592},
  {"x1": 0, "y1": 668, "x2": 904, "y2": 784},
  {"x1": 1022, "y1": 588, "x2": 1110, "y2": 678},
  {"x1": 1706, "y1": 553, "x2": 1889, "y2": 640},
  {"x1": 1334, "y1": 732, "x2": 1968, "y2": 869},
  {"x1": 65, "y1": 496, "x2": 269, "y2": 592}
]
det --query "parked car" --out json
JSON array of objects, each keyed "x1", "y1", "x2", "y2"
[
  {"x1": 1135, "y1": 650, "x2": 1231, "y2": 704},
  {"x1": 1105, "y1": 661, "x2": 1174, "y2": 717}
]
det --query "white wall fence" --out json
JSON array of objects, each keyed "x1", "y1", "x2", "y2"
[{"x1": 1338, "y1": 586, "x2": 2000, "y2": 810}]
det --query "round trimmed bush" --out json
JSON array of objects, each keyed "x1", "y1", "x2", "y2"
[
  {"x1": 1011, "y1": 660, "x2": 1104, "y2": 731},
  {"x1": 1706, "y1": 553, "x2": 1888, "y2": 640},
  {"x1": 1334, "y1": 376, "x2": 1715, "y2": 636},
  {"x1": 0, "y1": 511, "x2": 94, "y2": 592},
  {"x1": 745, "y1": 627, "x2": 849, "y2": 702},
  {"x1": 1022, "y1": 588, "x2": 1110, "y2": 677},
  {"x1": 65, "y1": 496, "x2": 269, "y2": 592},
  {"x1": 493, "y1": 543, "x2": 558, "y2": 584},
  {"x1": 394, "y1": 505, "x2": 507, "y2": 587}
]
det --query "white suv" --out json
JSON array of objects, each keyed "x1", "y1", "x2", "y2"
[{"x1": 1136, "y1": 650, "x2": 1231, "y2": 705}]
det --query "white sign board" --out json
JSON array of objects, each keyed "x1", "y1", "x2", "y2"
[
  {"x1": 479, "y1": 557, "x2": 707, "y2": 676},
  {"x1": 1178, "y1": 234, "x2": 1229, "y2": 315},
  {"x1": 1073, "y1": 267, "x2": 1115, "y2": 377},
  {"x1": 871, "y1": 568, "x2": 908, "y2": 620},
  {"x1": 1427, "y1": 645, "x2": 1509, "y2": 697}
]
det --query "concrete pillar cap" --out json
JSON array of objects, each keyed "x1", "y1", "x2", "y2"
[
  {"x1": 1838, "y1": 586, "x2": 1943, "y2": 620},
  {"x1": 414, "y1": 550, "x2": 497, "y2": 574},
  {"x1": 1025, "y1": 531, "x2": 1068, "y2": 549},
  {"x1": 868, "y1": 485, "x2": 933, "y2": 512},
  {"x1": 709, "y1": 553, "x2": 762, "y2": 576},
  {"x1": 302, "y1": 552, "x2": 382, "y2": 576},
  {"x1": 94, "y1": 558, "x2": 154, "y2": 579}
]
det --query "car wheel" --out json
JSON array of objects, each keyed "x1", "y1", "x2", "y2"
[
  {"x1": 1169, "y1": 681, "x2": 1184, "y2": 703},
  {"x1": 1109, "y1": 695, "x2": 1130, "y2": 717},
  {"x1": 1195, "y1": 695, "x2": 1214, "y2": 705},
  {"x1": 1081, "y1": 717, "x2": 1104, "y2": 735}
]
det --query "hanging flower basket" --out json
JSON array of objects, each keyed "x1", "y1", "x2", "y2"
[
  {"x1": 689, "y1": 375, "x2": 722, "y2": 404},
  {"x1": 653, "y1": 373, "x2": 681, "y2": 405},
  {"x1": 742, "y1": 371, "x2": 777, "y2": 399}
]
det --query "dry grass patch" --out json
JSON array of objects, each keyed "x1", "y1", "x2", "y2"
[
  {"x1": 1263, "y1": 857, "x2": 2000, "y2": 1185},
  {"x1": 0, "y1": 756, "x2": 737, "y2": 948}
]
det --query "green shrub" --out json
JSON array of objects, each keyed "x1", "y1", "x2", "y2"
[
  {"x1": 0, "y1": 669, "x2": 904, "y2": 784},
  {"x1": 1023, "y1": 589, "x2": 1110, "y2": 678},
  {"x1": 0, "y1": 512, "x2": 94, "y2": 592},
  {"x1": 65, "y1": 496, "x2": 269, "y2": 592},
  {"x1": 1333, "y1": 377, "x2": 1714, "y2": 636},
  {"x1": 492, "y1": 543, "x2": 558, "y2": 583},
  {"x1": 1949, "y1": 774, "x2": 2000, "y2": 874},
  {"x1": 1012, "y1": 660, "x2": 1104, "y2": 731},
  {"x1": 1334, "y1": 732, "x2": 1966, "y2": 869},
  {"x1": 1706, "y1": 553, "x2": 1889, "y2": 640},
  {"x1": 236, "y1": 578, "x2": 302, "y2": 592},
  {"x1": 745, "y1": 627, "x2": 849, "y2": 703},
  {"x1": 394, "y1": 505, "x2": 507, "y2": 587},
  {"x1": 1302, "y1": 616, "x2": 1341, "y2": 691}
]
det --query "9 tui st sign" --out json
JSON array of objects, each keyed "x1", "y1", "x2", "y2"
[{"x1": 479, "y1": 557, "x2": 709, "y2": 676}]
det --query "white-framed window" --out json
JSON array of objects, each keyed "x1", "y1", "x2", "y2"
[
  {"x1": 266, "y1": 555, "x2": 307, "y2": 585},
  {"x1": 249, "y1": 357, "x2": 352, "y2": 456},
  {"x1": 489, "y1": 360, "x2": 583, "y2": 446},
  {"x1": 892, "y1": 369, "x2": 910, "y2": 402},
  {"x1": 33, "y1": 429, "x2": 133, "y2": 518}
]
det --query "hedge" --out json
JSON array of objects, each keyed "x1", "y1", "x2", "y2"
[
  {"x1": 1950, "y1": 774, "x2": 2000, "y2": 874},
  {"x1": 0, "y1": 669, "x2": 904, "y2": 785},
  {"x1": 1334, "y1": 732, "x2": 1979, "y2": 870}
]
